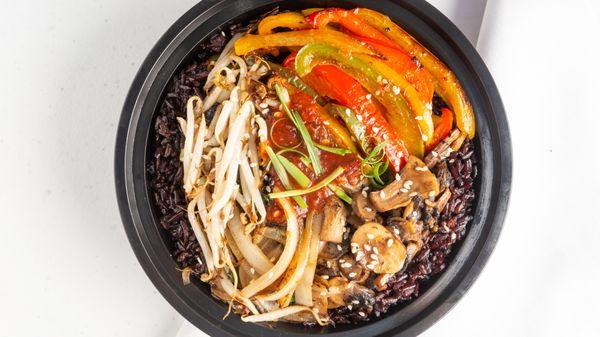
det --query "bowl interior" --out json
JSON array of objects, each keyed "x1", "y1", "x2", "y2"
[{"x1": 117, "y1": 1, "x2": 510, "y2": 336}]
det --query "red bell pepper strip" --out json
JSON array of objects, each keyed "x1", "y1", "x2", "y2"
[
  {"x1": 306, "y1": 8, "x2": 398, "y2": 49},
  {"x1": 354, "y1": 36, "x2": 434, "y2": 103},
  {"x1": 304, "y1": 64, "x2": 409, "y2": 171},
  {"x1": 425, "y1": 107, "x2": 454, "y2": 153}
]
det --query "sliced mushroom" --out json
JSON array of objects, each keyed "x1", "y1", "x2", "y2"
[
  {"x1": 337, "y1": 254, "x2": 370, "y2": 283},
  {"x1": 351, "y1": 222, "x2": 407, "y2": 274},
  {"x1": 424, "y1": 129, "x2": 466, "y2": 168},
  {"x1": 374, "y1": 273, "x2": 394, "y2": 291},
  {"x1": 351, "y1": 192, "x2": 377, "y2": 221},
  {"x1": 316, "y1": 257, "x2": 340, "y2": 279},
  {"x1": 369, "y1": 156, "x2": 440, "y2": 212},
  {"x1": 320, "y1": 196, "x2": 347, "y2": 243}
]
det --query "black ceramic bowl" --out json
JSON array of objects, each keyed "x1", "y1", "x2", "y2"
[{"x1": 115, "y1": 1, "x2": 512, "y2": 336}]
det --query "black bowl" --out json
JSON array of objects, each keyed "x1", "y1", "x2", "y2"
[{"x1": 115, "y1": 1, "x2": 512, "y2": 336}]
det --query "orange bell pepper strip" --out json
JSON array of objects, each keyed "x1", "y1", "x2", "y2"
[
  {"x1": 234, "y1": 29, "x2": 379, "y2": 56},
  {"x1": 354, "y1": 36, "x2": 434, "y2": 103},
  {"x1": 306, "y1": 8, "x2": 398, "y2": 49},
  {"x1": 258, "y1": 12, "x2": 309, "y2": 35},
  {"x1": 355, "y1": 8, "x2": 476, "y2": 138},
  {"x1": 425, "y1": 107, "x2": 454, "y2": 153},
  {"x1": 303, "y1": 64, "x2": 409, "y2": 171}
]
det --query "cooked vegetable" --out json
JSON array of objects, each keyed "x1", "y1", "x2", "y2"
[
  {"x1": 277, "y1": 154, "x2": 311, "y2": 188},
  {"x1": 355, "y1": 8, "x2": 476, "y2": 138},
  {"x1": 234, "y1": 29, "x2": 378, "y2": 56},
  {"x1": 268, "y1": 61, "x2": 325, "y2": 105},
  {"x1": 295, "y1": 43, "x2": 426, "y2": 157},
  {"x1": 320, "y1": 196, "x2": 347, "y2": 243},
  {"x1": 258, "y1": 12, "x2": 309, "y2": 35},
  {"x1": 351, "y1": 222, "x2": 406, "y2": 274},
  {"x1": 328, "y1": 184, "x2": 353, "y2": 204},
  {"x1": 241, "y1": 197, "x2": 300, "y2": 298},
  {"x1": 328, "y1": 104, "x2": 368, "y2": 153},
  {"x1": 369, "y1": 156, "x2": 440, "y2": 212},
  {"x1": 295, "y1": 212, "x2": 322, "y2": 306},
  {"x1": 266, "y1": 145, "x2": 308, "y2": 208},
  {"x1": 241, "y1": 305, "x2": 327, "y2": 325},
  {"x1": 228, "y1": 209, "x2": 273, "y2": 275},
  {"x1": 426, "y1": 107, "x2": 454, "y2": 153}
]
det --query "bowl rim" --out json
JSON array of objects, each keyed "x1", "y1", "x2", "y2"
[{"x1": 115, "y1": 1, "x2": 512, "y2": 336}]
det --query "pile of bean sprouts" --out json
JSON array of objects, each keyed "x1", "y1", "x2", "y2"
[{"x1": 177, "y1": 35, "x2": 327, "y2": 324}]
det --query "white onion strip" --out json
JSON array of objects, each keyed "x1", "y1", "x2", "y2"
[
  {"x1": 228, "y1": 209, "x2": 273, "y2": 275},
  {"x1": 240, "y1": 197, "x2": 299, "y2": 298},
  {"x1": 241, "y1": 306, "x2": 327, "y2": 325},
  {"x1": 295, "y1": 212, "x2": 322, "y2": 306},
  {"x1": 256, "y1": 215, "x2": 312, "y2": 301}
]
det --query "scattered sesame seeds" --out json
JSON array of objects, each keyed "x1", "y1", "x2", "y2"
[
  {"x1": 347, "y1": 304, "x2": 353, "y2": 310},
  {"x1": 372, "y1": 126, "x2": 380, "y2": 133},
  {"x1": 358, "y1": 311, "x2": 366, "y2": 317},
  {"x1": 393, "y1": 228, "x2": 400, "y2": 235},
  {"x1": 356, "y1": 251, "x2": 365, "y2": 261},
  {"x1": 261, "y1": 108, "x2": 269, "y2": 114},
  {"x1": 387, "y1": 238, "x2": 394, "y2": 247},
  {"x1": 366, "y1": 264, "x2": 374, "y2": 270},
  {"x1": 382, "y1": 78, "x2": 389, "y2": 85},
  {"x1": 451, "y1": 232, "x2": 457, "y2": 241},
  {"x1": 341, "y1": 262, "x2": 352, "y2": 268},
  {"x1": 361, "y1": 190, "x2": 368, "y2": 197},
  {"x1": 348, "y1": 272, "x2": 357, "y2": 278},
  {"x1": 366, "y1": 93, "x2": 372, "y2": 99},
  {"x1": 377, "y1": 75, "x2": 382, "y2": 82},
  {"x1": 429, "y1": 190, "x2": 437, "y2": 197},
  {"x1": 249, "y1": 162, "x2": 257, "y2": 168}
]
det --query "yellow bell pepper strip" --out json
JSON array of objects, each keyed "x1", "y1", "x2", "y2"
[
  {"x1": 295, "y1": 43, "x2": 424, "y2": 159},
  {"x1": 258, "y1": 12, "x2": 309, "y2": 35},
  {"x1": 302, "y1": 64, "x2": 410, "y2": 171},
  {"x1": 355, "y1": 8, "x2": 476, "y2": 138},
  {"x1": 425, "y1": 107, "x2": 454, "y2": 153},
  {"x1": 301, "y1": 8, "x2": 323, "y2": 16},
  {"x1": 359, "y1": 54, "x2": 434, "y2": 144},
  {"x1": 328, "y1": 104, "x2": 369, "y2": 154},
  {"x1": 234, "y1": 29, "x2": 379, "y2": 56}
]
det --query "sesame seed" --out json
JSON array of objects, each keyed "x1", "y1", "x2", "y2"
[
  {"x1": 347, "y1": 305, "x2": 353, "y2": 310},
  {"x1": 359, "y1": 312, "x2": 366, "y2": 317},
  {"x1": 400, "y1": 188, "x2": 408, "y2": 193},
  {"x1": 337, "y1": 244, "x2": 343, "y2": 251},
  {"x1": 382, "y1": 78, "x2": 388, "y2": 85},
  {"x1": 451, "y1": 232, "x2": 457, "y2": 241},
  {"x1": 431, "y1": 151, "x2": 438, "y2": 157},
  {"x1": 406, "y1": 180, "x2": 413, "y2": 186},
  {"x1": 395, "y1": 159, "x2": 401, "y2": 167},
  {"x1": 341, "y1": 262, "x2": 352, "y2": 268},
  {"x1": 259, "y1": 102, "x2": 268, "y2": 109},
  {"x1": 415, "y1": 116, "x2": 423, "y2": 120},
  {"x1": 387, "y1": 239, "x2": 394, "y2": 247},
  {"x1": 370, "y1": 253, "x2": 379, "y2": 260},
  {"x1": 372, "y1": 247, "x2": 379, "y2": 254},
  {"x1": 345, "y1": 108, "x2": 351, "y2": 116},
  {"x1": 375, "y1": 90, "x2": 381, "y2": 96},
  {"x1": 323, "y1": 120, "x2": 330, "y2": 126},
  {"x1": 262, "y1": 108, "x2": 269, "y2": 114},
  {"x1": 366, "y1": 264, "x2": 374, "y2": 270},
  {"x1": 395, "y1": 173, "x2": 401, "y2": 181},
  {"x1": 426, "y1": 102, "x2": 432, "y2": 110},
  {"x1": 377, "y1": 75, "x2": 382, "y2": 82},
  {"x1": 352, "y1": 300, "x2": 360, "y2": 305},
  {"x1": 326, "y1": 261, "x2": 332, "y2": 268},
  {"x1": 249, "y1": 162, "x2": 257, "y2": 168},
  {"x1": 356, "y1": 251, "x2": 365, "y2": 261},
  {"x1": 268, "y1": 272, "x2": 273, "y2": 279},
  {"x1": 366, "y1": 94, "x2": 372, "y2": 99},
  {"x1": 340, "y1": 259, "x2": 346, "y2": 264},
  {"x1": 364, "y1": 207, "x2": 372, "y2": 212},
  {"x1": 371, "y1": 259, "x2": 379, "y2": 265},
  {"x1": 351, "y1": 245, "x2": 359, "y2": 253},
  {"x1": 348, "y1": 272, "x2": 357, "y2": 278},
  {"x1": 392, "y1": 86, "x2": 400, "y2": 95},
  {"x1": 364, "y1": 244, "x2": 372, "y2": 251},
  {"x1": 356, "y1": 114, "x2": 363, "y2": 122},
  {"x1": 380, "y1": 190, "x2": 386, "y2": 198},
  {"x1": 429, "y1": 191, "x2": 436, "y2": 197},
  {"x1": 372, "y1": 126, "x2": 380, "y2": 133},
  {"x1": 409, "y1": 191, "x2": 418, "y2": 197},
  {"x1": 422, "y1": 134, "x2": 428, "y2": 141},
  {"x1": 250, "y1": 268, "x2": 255, "y2": 274},
  {"x1": 367, "y1": 233, "x2": 375, "y2": 240},
  {"x1": 393, "y1": 228, "x2": 400, "y2": 235},
  {"x1": 321, "y1": 275, "x2": 330, "y2": 280},
  {"x1": 361, "y1": 190, "x2": 368, "y2": 197}
]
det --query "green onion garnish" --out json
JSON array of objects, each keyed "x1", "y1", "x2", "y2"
[
  {"x1": 328, "y1": 184, "x2": 352, "y2": 204},
  {"x1": 276, "y1": 154, "x2": 311, "y2": 189},
  {"x1": 269, "y1": 167, "x2": 344, "y2": 199},
  {"x1": 274, "y1": 83, "x2": 323, "y2": 175},
  {"x1": 277, "y1": 148, "x2": 311, "y2": 167},
  {"x1": 266, "y1": 145, "x2": 307, "y2": 208},
  {"x1": 315, "y1": 143, "x2": 353, "y2": 156}
]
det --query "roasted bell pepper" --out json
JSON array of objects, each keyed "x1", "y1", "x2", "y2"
[
  {"x1": 328, "y1": 104, "x2": 369, "y2": 154},
  {"x1": 268, "y1": 61, "x2": 325, "y2": 105},
  {"x1": 355, "y1": 8, "x2": 476, "y2": 138},
  {"x1": 354, "y1": 36, "x2": 434, "y2": 103},
  {"x1": 301, "y1": 63, "x2": 409, "y2": 171},
  {"x1": 425, "y1": 107, "x2": 454, "y2": 153},
  {"x1": 234, "y1": 29, "x2": 378, "y2": 56},
  {"x1": 258, "y1": 12, "x2": 309, "y2": 35},
  {"x1": 295, "y1": 43, "x2": 424, "y2": 158},
  {"x1": 306, "y1": 8, "x2": 397, "y2": 49},
  {"x1": 289, "y1": 89, "x2": 359, "y2": 154},
  {"x1": 301, "y1": 8, "x2": 323, "y2": 16}
]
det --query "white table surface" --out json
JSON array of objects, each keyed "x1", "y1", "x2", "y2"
[{"x1": 1, "y1": 0, "x2": 598, "y2": 336}]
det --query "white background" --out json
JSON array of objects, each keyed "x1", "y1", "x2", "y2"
[{"x1": 1, "y1": 0, "x2": 599, "y2": 336}]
